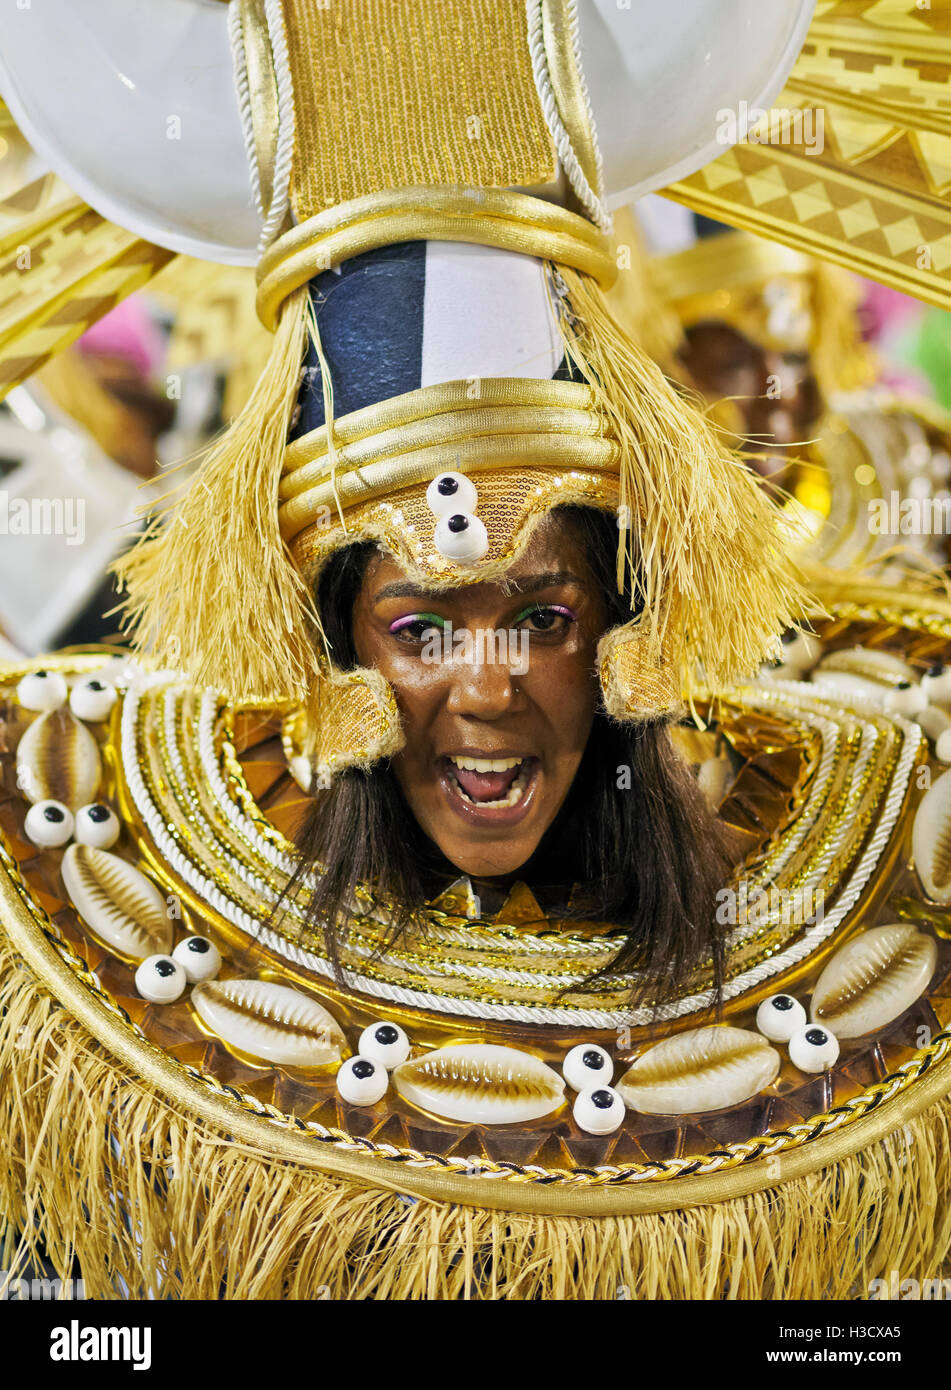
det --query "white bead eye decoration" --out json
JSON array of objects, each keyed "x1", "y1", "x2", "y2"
[
  {"x1": 883, "y1": 681, "x2": 928, "y2": 717},
  {"x1": 172, "y1": 935, "x2": 221, "y2": 983},
  {"x1": 755, "y1": 993, "x2": 807, "y2": 1043},
  {"x1": 788, "y1": 1024, "x2": 839, "y2": 1073},
  {"x1": 573, "y1": 1086, "x2": 625, "y2": 1135},
  {"x1": 74, "y1": 802, "x2": 120, "y2": 849},
  {"x1": 69, "y1": 676, "x2": 117, "y2": 723},
  {"x1": 134, "y1": 954, "x2": 187, "y2": 1004},
  {"x1": 563, "y1": 1043, "x2": 613, "y2": 1092},
  {"x1": 24, "y1": 799, "x2": 74, "y2": 848},
  {"x1": 426, "y1": 471, "x2": 478, "y2": 518},
  {"x1": 336, "y1": 1056, "x2": 389, "y2": 1106},
  {"x1": 922, "y1": 663, "x2": 951, "y2": 705},
  {"x1": 778, "y1": 630, "x2": 820, "y2": 673},
  {"x1": 433, "y1": 512, "x2": 489, "y2": 563},
  {"x1": 17, "y1": 669, "x2": 67, "y2": 712},
  {"x1": 358, "y1": 1021, "x2": 410, "y2": 1069}
]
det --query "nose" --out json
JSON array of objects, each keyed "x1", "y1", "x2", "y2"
[{"x1": 444, "y1": 637, "x2": 526, "y2": 721}]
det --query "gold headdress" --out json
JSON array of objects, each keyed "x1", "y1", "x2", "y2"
[
  {"x1": 652, "y1": 227, "x2": 877, "y2": 398},
  {"x1": 112, "y1": 2, "x2": 804, "y2": 776}
]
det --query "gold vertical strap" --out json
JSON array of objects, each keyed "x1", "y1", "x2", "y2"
[
  {"x1": 540, "y1": 0, "x2": 603, "y2": 203},
  {"x1": 236, "y1": 0, "x2": 280, "y2": 219},
  {"x1": 281, "y1": 0, "x2": 556, "y2": 217}
]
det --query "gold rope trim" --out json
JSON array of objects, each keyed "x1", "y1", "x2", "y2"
[
  {"x1": 539, "y1": 0, "x2": 603, "y2": 200},
  {"x1": 2, "y1": 934, "x2": 951, "y2": 1297},
  {"x1": 280, "y1": 427, "x2": 617, "y2": 538},
  {"x1": 236, "y1": 0, "x2": 280, "y2": 218},
  {"x1": 255, "y1": 187, "x2": 616, "y2": 329},
  {"x1": 281, "y1": 377, "x2": 599, "y2": 480}
]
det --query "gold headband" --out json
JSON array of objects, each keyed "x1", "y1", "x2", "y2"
[
  {"x1": 279, "y1": 379, "x2": 617, "y2": 541},
  {"x1": 255, "y1": 187, "x2": 617, "y2": 330}
]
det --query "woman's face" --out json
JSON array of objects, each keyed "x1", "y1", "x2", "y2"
[
  {"x1": 679, "y1": 320, "x2": 822, "y2": 481},
  {"x1": 352, "y1": 514, "x2": 607, "y2": 878}
]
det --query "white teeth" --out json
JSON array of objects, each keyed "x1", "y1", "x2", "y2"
[
  {"x1": 447, "y1": 762, "x2": 531, "y2": 808},
  {"x1": 449, "y1": 755, "x2": 523, "y2": 773}
]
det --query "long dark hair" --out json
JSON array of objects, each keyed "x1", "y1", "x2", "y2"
[{"x1": 280, "y1": 506, "x2": 731, "y2": 1009}]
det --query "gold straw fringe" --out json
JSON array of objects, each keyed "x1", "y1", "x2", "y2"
[
  {"x1": 555, "y1": 268, "x2": 809, "y2": 688},
  {"x1": 2, "y1": 942, "x2": 950, "y2": 1300},
  {"x1": 111, "y1": 284, "x2": 322, "y2": 706}
]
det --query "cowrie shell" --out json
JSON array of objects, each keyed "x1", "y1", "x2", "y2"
[
  {"x1": 913, "y1": 765, "x2": 951, "y2": 903},
  {"x1": 61, "y1": 843, "x2": 173, "y2": 961},
  {"x1": 393, "y1": 1043, "x2": 565, "y2": 1125},
  {"x1": 616, "y1": 1026, "x2": 780, "y2": 1115},
  {"x1": 16, "y1": 708, "x2": 101, "y2": 810},
  {"x1": 810, "y1": 924, "x2": 937, "y2": 1039},
  {"x1": 191, "y1": 978, "x2": 345, "y2": 1069},
  {"x1": 815, "y1": 646, "x2": 915, "y2": 687}
]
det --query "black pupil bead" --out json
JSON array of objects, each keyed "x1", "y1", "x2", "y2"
[
  {"x1": 582, "y1": 1049, "x2": 604, "y2": 1070},
  {"x1": 773, "y1": 995, "x2": 794, "y2": 1011},
  {"x1": 929, "y1": 664, "x2": 945, "y2": 677},
  {"x1": 897, "y1": 681, "x2": 911, "y2": 690},
  {"x1": 447, "y1": 514, "x2": 468, "y2": 534},
  {"x1": 780, "y1": 631, "x2": 796, "y2": 646},
  {"x1": 805, "y1": 1027, "x2": 827, "y2": 1046},
  {"x1": 437, "y1": 477, "x2": 458, "y2": 496},
  {"x1": 88, "y1": 804, "x2": 110, "y2": 822},
  {"x1": 36, "y1": 670, "x2": 48, "y2": 678},
  {"x1": 375, "y1": 1025, "x2": 398, "y2": 1045},
  {"x1": 88, "y1": 681, "x2": 105, "y2": 692},
  {"x1": 352, "y1": 1059, "x2": 375, "y2": 1080},
  {"x1": 188, "y1": 938, "x2": 210, "y2": 954},
  {"x1": 155, "y1": 960, "x2": 175, "y2": 978},
  {"x1": 591, "y1": 1090, "x2": 614, "y2": 1109},
  {"x1": 43, "y1": 806, "x2": 64, "y2": 822}
]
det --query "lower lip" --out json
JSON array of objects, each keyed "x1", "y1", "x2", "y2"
[{"x1": 437, "y1": 758, "x2": 540, "y2": 828}]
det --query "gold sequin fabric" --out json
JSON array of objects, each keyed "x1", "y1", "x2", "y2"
[{"x1": 283, "y1": 0, "x2": 555, "y2": 216}]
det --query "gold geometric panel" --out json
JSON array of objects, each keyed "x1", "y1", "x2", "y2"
[
  {"x1": 0, "y1": 178, "x2": 174, "y2": 398},
  {"x1": 662, "y1": 5, "x2": 951, "y2": 309}
]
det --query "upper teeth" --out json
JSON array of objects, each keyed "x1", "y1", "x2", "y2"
[{"x1": 449, "y1": 756, "x2": 523, "y2": 773}]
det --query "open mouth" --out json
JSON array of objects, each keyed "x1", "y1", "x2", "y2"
[{"x1": 439, "y1": 754, "x2": 540, "y2": 824}]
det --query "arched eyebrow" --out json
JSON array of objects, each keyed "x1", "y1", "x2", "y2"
[
  {"x1": 372, "y1": 571, "x2": 586, "y2": 603},
  {"x1": 501, "y1": 570, "x2": 586, "y2": 595}
]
